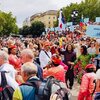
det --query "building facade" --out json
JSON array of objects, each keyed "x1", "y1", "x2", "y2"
[
  {"x1": 30, "y1": 10, "x2": 58, "y2": 28},
  {"x1": 23, "y1": 17, "x2": 31, "y2": 26}
]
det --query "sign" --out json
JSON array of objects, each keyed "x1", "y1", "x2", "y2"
[
  {"x1": 86, "y1": 25, "x2": 100, "y2": 38},
  {"x1": 96, "y1": 17, "x2": 100, "y2": 22},
  {"x1": 69, "y1": 25, "x2": 75, "y2": 32},
  {"x1": 84, "y1": 18, "x2": 89, "y2": 23},
  {"x1": 50, "y1": 28, "x2": 54, "y2": 31},
  {"x1": 66, "y1": 22, "x2": 73, "y2": 26},
  {"x1": 55, "y1": 27, "x2": 58, "y2": 31}
]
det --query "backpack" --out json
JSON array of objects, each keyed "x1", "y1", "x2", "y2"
[
  {"x1": 50, "y1": 88, "x2": 71, "y2": 100},
  {"x1": 20, "y1": 81, "x2": 40, "y2": 100},
  {"x1": 20, "y1": 76, "x2": 70, "y2": 100},
  {"x1": 0, "y1": 72, "x2": 14, "y2": 100},
  {"x1": 41, "y1": 76, "x2": 71, "y2": 100},
  {"x1": 34, "y1": 61, "x2": 43, "y2": 81},
  {"x1": 94, "y1": 92, "x2": 100, "y2": 100}
]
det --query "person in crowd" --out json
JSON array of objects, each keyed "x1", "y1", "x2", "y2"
[
  {"x1": 58, "y1": 44, "x2": 76, "y2": 89},
  {"x1": 13, "y1": 62, "x2": 40, "y2": 100},
  {"x1": 20, "y1": 49, "x2": 34, "y2": 64},
  {"x1": 94, "y1": 69, "x2": 100, "y2": 99},
  {"x1": 0, "y1": 50, "x2": 16, "y2": 79},
  {"x1": 74, "y1": 42, "x2": 81, "y2": 58},
  {"x1": 8, "y1": 45, "x2": 21, "y2": 71},
  {"x1": 43, "y1": 54, "x2": 66, "y2": 82},
  {"x1": 75, "y1": 45, "x2": 93, "y2": 69},
  {"x1": 93, "y1": 42, "x2": 100, "y2": 70},
  {"x1": 74, "y1": 45, "x2": 95, "y2": 84},
  {"x1": 1, "y1": 47, "x2": 8, "y2": 53},
  {"x1": 39, "y1": 41, "x2": 52, "y2": 69},
  {"x1": 0, "y1": 50, "x2": 18, "y2": 89},
  {"x1": 7, "y1": 39, "x2": 15, "y2": 49},
  {"x1": 78, "y1": 64, "x2": 96, "y2": 100},
  {"x1": 85, "y1": 38, "x2": 91, "y2": 48},
  {"x1": 21, "y1": 49, "x2": 43, "y2": 81},
  {"x1": 87, "y1": 42, "x2": 96, "y2": 55}
]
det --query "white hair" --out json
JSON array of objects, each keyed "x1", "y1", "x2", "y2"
[
  {"x1": 21, "y1": 62, "x2": 37, "y2": 75},
  {"x1": 0, "y1": 50, "x2": 9, "y2": 62},
  {"x1": 1, "y1": 47, "x2": 8, "y2": 53},
  {"x1": 21, "y1": 49, "x2": 34, "y2": 59}
]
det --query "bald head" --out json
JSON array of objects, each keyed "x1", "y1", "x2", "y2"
[{"x1": 21, "y1": 49, "x2": 34, "y2": 63}]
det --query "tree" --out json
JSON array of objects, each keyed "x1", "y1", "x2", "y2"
[
  {"x1": 59, "y1": 0, "x2": 100, "y2": 24},
  {"x1": 0, "y1": 11, "x2": 18, "y2": 36},
  {"x1": 30, "y1": 21, "x2": 45, "y2": 37},
  {"x1": 19, "y1": 21, "x2": 45, "y2": 37},
  {"x1": 19, "y1": 25, "x2": 31, "y2": 36}
]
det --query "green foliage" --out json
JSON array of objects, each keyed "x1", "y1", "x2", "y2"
[
  {"x1": 19, "y1": 21, "x2": 45, "y2": 37},
  {"x1": 19, "y1": 25, "x2": 31, "y2": 36},
  {"x1": 30, "y1": 21, "x2": 45, "y2": 37},
  {"x1": 54, "y1": 0, "x2": 100, "y2": 25},
  {"x1": 0, "y1": 11, "x2": 18, "y2": 36}
]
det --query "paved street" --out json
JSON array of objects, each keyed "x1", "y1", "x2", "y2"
[{"x1": 70, "y1": 80, "x2": 80, "y2": 100}]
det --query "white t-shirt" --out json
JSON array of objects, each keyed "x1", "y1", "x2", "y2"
[
  {"x1": 39, "y1": 50, "x2": 52, "y2": 69},
  {"x1": 0, "y1": 73, "x2": 19, "y2": 90},
  {"x1": 0, "y1": 63, "x2": 16, "y2": 79}
]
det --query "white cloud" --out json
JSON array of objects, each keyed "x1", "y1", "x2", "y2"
[{"x1": 0, "y1": 0, "x2": 83, "y2": 27}]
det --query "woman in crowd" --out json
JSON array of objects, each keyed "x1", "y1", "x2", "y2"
[
  {"x1": 8, "y1": 45, "x2": 21, "y2": 71},
  {"x1": 78, "y1": 64, "x2": 96, "y2": 100},
  {"x1": 74, "y1": 45, "x2": 94, "y2": 83},
  {"x1": 58, "y1": 44, "x2": 76, "y2": 89},
  {"x1": 75, "y1": 45, "x2": 92, "y2": 69},
  {"x1": 43, "y1": 54, "x2": 66, "y2": 83},
  {"x1": 87, "y1": 42, "x2": 96, "y2": 55}
]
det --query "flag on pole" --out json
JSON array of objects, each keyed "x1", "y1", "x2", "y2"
[{"x1": 58, "y1": 9, "x2": 65, "y2": 31}]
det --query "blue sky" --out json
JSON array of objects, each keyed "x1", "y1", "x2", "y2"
[{"x1": 0, "y1": 0, "x2": 83, "y2": 28}]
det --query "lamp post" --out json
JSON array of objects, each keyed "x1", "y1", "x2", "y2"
[{"x1": 71, "y1": 10, "x2": 78, "y2": 25}]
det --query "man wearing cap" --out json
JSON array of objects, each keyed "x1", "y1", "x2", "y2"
[{"x1": 39, "y1": 41, "x2": 52, "y2": 69}]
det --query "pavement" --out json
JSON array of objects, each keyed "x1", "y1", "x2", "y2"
[{"x1": 70, "y1": 80, "x2": 80, "y2": 100}]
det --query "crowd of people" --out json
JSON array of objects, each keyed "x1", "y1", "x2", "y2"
[{"x1": 0, "y1": 24, "x2": 100, "y2": 100}]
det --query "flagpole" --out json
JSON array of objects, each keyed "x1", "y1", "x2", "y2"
[
  {"x1": 58, "y1": 9, "x2": 65, "y2": 33},
  {"x1": 58, "y1": 9, "x2": 62, "y2": 32}
]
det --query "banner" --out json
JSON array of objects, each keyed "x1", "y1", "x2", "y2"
[
  {"x1": 50, "y1": 28, "x2": 54, "y2": 31},
  {"x1": 84, "y1": 18, "x2": 89, "y2": 23},
  {"x1": 66, "y1": 22, "x2": 73, "y2": 26},
  {"x1": 69, "y1": 25, "x2": 75, "y2": 32},
  {"x1": 96, "y1": 17, "x2": 100, "y2": 22},
  {"x1": 86, "y1": 25, "x2": 100, "y2": 38},
  {"x1": 55, "y1": 27, "x2": 59, "y2": 31}
]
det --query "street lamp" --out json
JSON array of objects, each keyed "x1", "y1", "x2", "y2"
[{"x1": 71, "y1": 10, "x2": 78, "y2": 25}]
